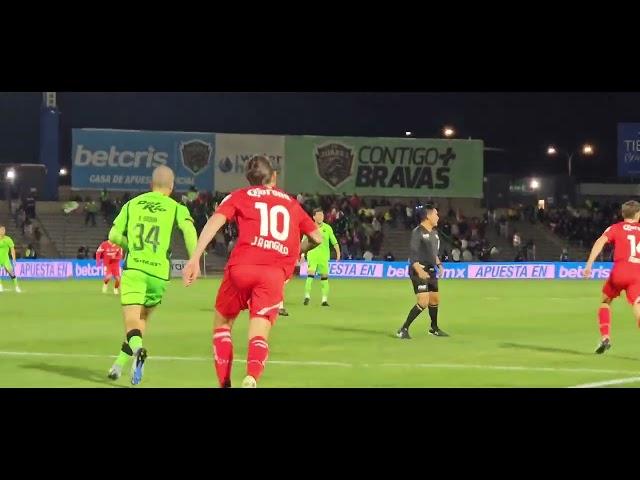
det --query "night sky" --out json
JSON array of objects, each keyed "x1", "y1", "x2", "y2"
[{"x1": 1, "y1": 92, "x2": 638, "y2": 180}]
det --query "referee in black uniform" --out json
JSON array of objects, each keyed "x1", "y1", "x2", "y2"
[{"x1": 396, "y1": 203, "x2": 449, "y2": 339}]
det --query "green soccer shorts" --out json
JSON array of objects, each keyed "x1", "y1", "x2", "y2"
[
  {"x1": 307, "y1": 255, "x2": 330, "y2": 277},
  {"x1": 120, "y1": 269, "x2": 168, "y2": 308},
  {"x1": 1, "y1": 258, "x2": 14, "y2": 276}
]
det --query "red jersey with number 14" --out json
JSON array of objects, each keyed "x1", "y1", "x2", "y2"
[
  {"x1": 603, "y1": 221, "x2": 640, "y2": 266},
  {"x1": 215, "y1": 186, "x2": 317, "y2": 275}
]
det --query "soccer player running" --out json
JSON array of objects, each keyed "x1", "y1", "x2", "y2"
[
  {"x1": 303, "y1": 208, "x2": 340, "y2": 307},
  {"x1": 96, "y1": 239, "x2": 123, "y2": 294},
  {"x1": 106, "y1": 166, "x2": 198, "y2": 385},
  {"x1": 0, "y1": 224, "x2": 21, "y2": 293},
  {"x1": 396, "y1": 204, "x2": 448, "y2": 339},
  {"x1": 183, "y1": 155, "x2": 322, "y2": 388},
  {"x1": 583, "y1": 200, "x2": 640, "y2": 354}
]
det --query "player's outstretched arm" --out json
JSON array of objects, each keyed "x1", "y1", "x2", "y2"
[
  {"x1": 183, "y1": 213, "x2": 227, "y2": 286},
  {"x1": 584, "y1": 235, "x2": 609, "y2": 278},
  {"x1": 10, "y1": 246, "x2": 16, "y2": 264}
]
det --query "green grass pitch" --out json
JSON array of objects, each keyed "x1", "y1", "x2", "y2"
[{"x1": 1, "y1": 278, "x2": 640, "y2": 388}]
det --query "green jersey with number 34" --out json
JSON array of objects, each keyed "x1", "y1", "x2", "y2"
[{"x1": 111, "y1": 191, "x2": 195, "y2": 280}]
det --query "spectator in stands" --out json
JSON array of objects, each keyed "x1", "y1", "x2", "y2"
[
  {"x1": 512, "y1": 231, "x2": 522, "y2": 250},
  {"x1": 404, "y1": 204, "x2": 414, "y2": 229},
  {"x1": 25, "y1": 244, "x2": 37, "y2": 259},
  {"x1": 372, "y1": 216, "x2": 382, "y2": 233},
  {"x1": 462, "y1": 249, "x2": 473, "y2": 261},
  {"x1": 526, "y1": 239, "x2": 536, "y2": 261},
  {"x1": 24, "y1": 218, "x2": 34, "y2": 238},
  {"x1": 77, "y1": 246, "x2": 87, "y2": 259},
  {"x1": 84, "y1": 198, "x2": 98, "y2": 227},
  {"x1": 23, "y1": 190, "x2": 37, "y2": 220},
  {"x1": 451, "y1": 247, "x2": 461, "y2": 262},
  {"x1": 384, "y1": 251, "x2": 395, "y2": 262},
  {"x1": 560, "y1": 248, "x2": 569, "y2": 262},
  {"x1": 33, "y1": 226, "x2": 42, "y2": 246},
  {"x1": 363, "y1": 249, "x2": 374, "y2": 261}
]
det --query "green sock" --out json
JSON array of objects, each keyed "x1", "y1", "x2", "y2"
[
  {"x1": 321, "y1": 278, "x2": 329, "y2": 302},
  {"x1": 115, "y1": 342, "x2": 133, "y2": 368},
  {"x1": 128, "y1": 335, "x2": 143, "y2": 354},
  {"x1": 12, "y1": 277, "x2": 18, "y2": 289},
  {"x1": 304, "y1": 276, "x2": 314, "y2": 298}
]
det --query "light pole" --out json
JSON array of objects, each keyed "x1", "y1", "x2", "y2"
[{"x1": 547, "y1": 144, "x2": 594, "y2": 177}]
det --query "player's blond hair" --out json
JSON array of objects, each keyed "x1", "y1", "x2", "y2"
[{"x1": 621, "y1": 200, "x2": 640, "y2": 220}]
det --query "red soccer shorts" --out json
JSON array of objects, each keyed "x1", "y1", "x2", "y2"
[
  {"x1": 603, "y1": 265, "x2": 640, "y2": 304},
  {"x1": 105, "y1": 262, "x2": 121, "y2": 278},
  {"x1": 215, "y1": 264, "x2": 286, "y2": 324}
]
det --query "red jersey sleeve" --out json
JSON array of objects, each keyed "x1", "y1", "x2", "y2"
[
  {"x1": 96, "y1": 241, "x2": 106, "y2": 264},
  {"x1": 296, "y1": 202, "x2": 317, "y2": 236},
  {"x1": 215, "y1": 192, "x2": 240, "y2": 221},
  {"x1": 603, "y1": 224, "x2": 618, "y2": 243}
]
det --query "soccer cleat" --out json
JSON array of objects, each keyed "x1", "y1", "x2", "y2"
[
  {"x1": 396, "y1": 328, "x2": 411, "y2": 339},
  {"x1": 107, "y1": 364, "x2": 122, "y2": 380},
  {"x1": 429, "y1": 328, "x2": 449, "y2": 337},
  {"x1": 113, "y1": 288, "x2": 119, "y2": 295},
  {"x1": 321, "y1": 301, "x2": 330, "y2": 307},
  {"x1": 595, "y1": 338, "x2": 611, "y2": 354},
  {"x1": 102, "y1": 284, "x2": 108, "y2": 294},
  {"x1": 221, "y1": 379, "x2": 232, "y2": 388},
  {"x1": 130, "y1": 348, "x2": 148, "y2": 385},
  {"x1": 15, "y1": 286, "x2": 21, "y2": 293},
  {"x1": 241, "y1": 375, "x2": 257, "y2": 388},
  {"x1": 278, "y1": 308, "x2": 289, "y2": 316},
  {"x1": 0, "y1": 284, "x2": 3, "y2": 292},
  {"x1": 303, "y1": 297, "x2": 310, "y2": 306}
]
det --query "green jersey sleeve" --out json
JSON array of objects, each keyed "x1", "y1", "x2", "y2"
[
  {"x1": 109, "y1": 201, "x2": 130, "y2": 250},
  {"x1": 176, "y1": 204, "x2": 197, "y2": 258},
  {"x1": 6, "y1": 236, "x2": 14, "y2": 249},
  {"x1": 327, "y1": 225, "x2": 338, "y2": 247}
]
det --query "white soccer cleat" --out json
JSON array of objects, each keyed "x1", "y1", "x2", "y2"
[
  {"x1": 107, "y1": 364, "x2": 122, "y2": 380},
  {"x1": 0, "y1": 284, "x2": 4, "y2": 292},
  {"x1": 102, "y1": 284, "x2": 108, "y2": 293},
  {"x1": 113, "y1": 288, "x2": 119, "y2": 295},
  {"x1": 241, "y1": 376, "x2": 257, "y2": 388},
  {"x1": 15, "y1": 286, "x2": 21, "y2": 293}
]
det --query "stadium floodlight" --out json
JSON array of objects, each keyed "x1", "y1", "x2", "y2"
[
  {"x1": 59, "y1": 168, "x2": 68, "y2": 176},
  {"x1": 405, "y1": 131, "x2": 412, "y2": 137},
  {"x1": 530, "y1": 179, "x2": 540, "y2": 190},
  {"x1": 582, "y1": 144, "x2": 594, "y2": 155},
  {"x1": 6, "y1": 169, "x2": 16, "y2": 181},
  {"x1": 443, "y1": 126, "x2": 455, "y2": 138},
  {"x1": 547, "y1": 146, "x2": 557, "y2": 155}
]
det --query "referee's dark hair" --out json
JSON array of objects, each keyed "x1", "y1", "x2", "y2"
[{"x1": 416, "y1": 203, "x2": 436, "y2": 221}]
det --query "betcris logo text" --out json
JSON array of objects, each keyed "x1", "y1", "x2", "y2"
[
  {"x1": 558, "y1": 262, "x2": 612, "y2": 279},
  {"x1": 74, "y1": 145, "x2": 168, "y2": 168}
]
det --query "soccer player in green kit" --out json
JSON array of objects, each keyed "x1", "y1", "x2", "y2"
[
  {"x1": 106, "y1": 166, "x2": 198, "y2": 385},
  {"x1": 303, "y1": 208, "x2": 340, "y2": 306},
  {"x1": 0, "y1": 225, "x2": 21, "y2": 293}
]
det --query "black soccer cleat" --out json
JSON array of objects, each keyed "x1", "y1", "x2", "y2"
[
  {"x1": 429, "y1": 328, "x2": 449, "y2": 337},
  {"x1": 303, "y1": 298, "x2": 310, "y2": 306},
  {"x1": 396, "y1": 328, "x2": 411, "y2": 339},
  {"x1": 321, "y1": 301, "x2": 330, "y2": 307},
  {"x1": 279, "y1": 308, "x2": 289, "y2": 316},
  {"x1": 595, "y1": 337, "x2": 611, "y2": 354}
]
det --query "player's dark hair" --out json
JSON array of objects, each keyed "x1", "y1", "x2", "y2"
[
  {"x1": 312, "y1": 208, "x2": 323, "y2": 215},
  {"x1": 621, "y1": 200, "x2": 640, "y2": 219},
  {"x1": 245, "y1": 155, "x2": 275, "y2": 186}
]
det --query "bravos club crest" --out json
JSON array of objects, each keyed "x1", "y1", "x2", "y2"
[
  {"x1": 315, "y1": 143, "x2": 354, "y2": 188},
  {"x1": 180, "y1": 140, "x2": 212, "y2": 176}
]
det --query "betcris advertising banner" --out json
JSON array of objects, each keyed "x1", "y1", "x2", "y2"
[
  {"x1": 285, "y1": 135, "x2": 483, "y2": 198},
  {"x1": 0, "y1": 259, "x2": 189, "y2": 279},
  {"x1": 214, "y1": 134, "x2": 285, "y2": 192},
  {"x1": 299, "y1": 261, "x2": 613, "y2": 280},
  {"x1": 618, "y1": 123, "x2": 640, "y2": 177},
  {"x1": 72, "y1": 129, "x2": 215, "y2": 192}
]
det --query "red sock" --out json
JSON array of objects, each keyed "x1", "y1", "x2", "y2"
[
  {"x1": 213, "y1": 328, "x2": 233, "y2": 387},
  {"x1": 247, "y1": 336, "x2": 269, "y2": 381},
  {"x1": 598, "y1": 306, "x2": 611, "y2": 338},
  {"x1": 115, "y1": 277, "x2": 121, "y2": 289}
]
